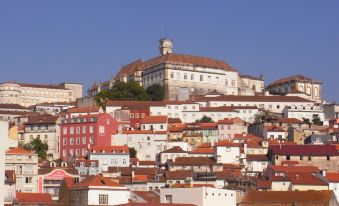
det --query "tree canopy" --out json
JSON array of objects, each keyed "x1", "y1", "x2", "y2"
[
  {"x1": 129, "y1": 147, "x2": 137, "y2": 158},
  {"x1": 146, "y1": 84, "x2": 164, "y2": 101},
  {"x1": 19, "y1": 137, "x2": 49, "y2": 159},
  {"x1": 95, "y1": 81, "x2": 151, "y2": 109},
  {"x1": 196, "y1": 116, "x2": 214, "y2": 123},
  {"x1": 95, "y1": 81, "x2": 164, "y2": 109}
]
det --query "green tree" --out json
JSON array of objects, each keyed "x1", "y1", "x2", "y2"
[
  {"x1": 196, "y1": 116, "x2": 214, "y2": 123},
  {"x1": 254, "y1": 110, "x2": 267, "y2": 123},
  {"x1": 129, "y1": 147, "x2": 137, "y2": 158},
  {"x1": 312, "y1": 116, "x2": 323, "y2": 126},
  {"x1": 95, "y1": 81, "x2": 151, "y2": 109},
  {"x1": 146, "y1": 84, "x2": 164, "y2": 101},
  {"x1": 20, "y1": 137, "x2": 49, "y2": 159}
]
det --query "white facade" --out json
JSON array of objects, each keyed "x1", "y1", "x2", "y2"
[
  {"x1": 141, "y1": 122, "x2": 168, "y2": 131},
  {"x1": 329, "y1": 182, "x2": 339, "y2": 203},
  {"x1": 112, "y1": 132, "x2": 168, "y2": 161},
  {"x1": 283, "y1": 105, "x2": 324, "y2": 122},
  {"x1": 215, "y1": 145, "x2": 241, "y2": 164},
  {"x1": 160, "y1": 186, "x2": 236, "y2": 206},
  {"x1": 0, "y1": 82, "x2": 82, "y2": 107},
  {"x1": 5, "y1": 149, "x2": 39, "y2": 192},
  {"x1": 89, "y1": 153, "x2": 130, "y2": 172},
  {"x1": 72, "y1": 187, "x2": 130, "y2": 206}
]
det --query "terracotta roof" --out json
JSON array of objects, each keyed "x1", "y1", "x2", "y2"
[
  {"x1": 217, "y1": 118, "x2": 236, "y2": 124},
  {"x1": 168, "y1": 118, "x2": 182, "y2": 124},
  {"x1": 246, "y1": 155, "x2": 269, "y2": 162},
  {"x1": 191, "y1": 147, "x2": 214, "y2": 154},
  {"x1": 0, "y1": 110, "x2": 36, "y2": 116},
  {"x1": 141, "y1": 116, "x2": 168, "y2": 124},
  {"x1": 16, "y1": 192, "x2": 53, "y2": 203},
  {"x1": 122, "y1": 130, "x2": 167, "y2": 135},
  {"x1": 0, "y1": 103, "x2": 28, "y2": 110},
  {"x1": 199, "y1": 122, "x2": 218, "y2": 129},
  {"x1": 240, "y1": 190, "x2": 332, "y2": 205},
  {"x1": 25, "y1": 115, "x2": 59, "y2": 125},
  {"x1": 131, "y1": 191, "x2": 160, "y2": 203},
  {"x1": 256, "y1": 180, "x2": 272, "y2": 190},
  {"x1": 143, "y1": 53, "x2": 237, "y2": 72},
  {"x1": 216, "y1": 140, "x2": 242, "y2": 147},
  {"x1": 171, "y1": 157, "x2": 216, "y2": 166},
  {"x1": 287, "y1": 173, "x2": 327, "y2": 186},
  {"x1": 89, "y1": 145, "x2": 129, "y2": 154},
  {"x1": 268, "y1": 75, "x2": 322, "y2": 87},
  {"x1": 268, "y1": 165, "x2": 319, "y2": 173},
  {"x1": 160, "y1": 146, "x2": 188, "y2": 154},
  {"x1": 326, "y1": 172, "x2": 339, "y2": 182},
  {"x1": 63, "y1": 177, "x2": 76, "y2": 189},
  {"x1": 269, "y1": 144, "x2": 338, "y2": 156},
  {"x1": 138, "y1": 161, "x2": 157, "y2": 166},
  {"x1": 276, "y1": 118, "x2": 304, "y2": 124},
  {"x1": 72, "y1": 175, "x2": 125, "y2": 189},
  {"x1": 166, "y1": 170, "x2": 193, "y2": 180},
  {"x1": 114, "y1": 59, "x2": 144, "y2": 81},
  {"x1": 196, "y1": 95, "x2": 313, "y2": 103},
  {"x1": 6, "y1": 147, "x2": 34, "y2": 155}
]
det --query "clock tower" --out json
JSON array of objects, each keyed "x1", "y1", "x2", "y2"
[{"x1": 159, "y1": 38, "x2": 173, "y2": 55}]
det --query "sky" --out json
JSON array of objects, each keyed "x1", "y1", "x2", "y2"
[{"x1": 0, "y1": 1, "x2": 338, "y2": 102}]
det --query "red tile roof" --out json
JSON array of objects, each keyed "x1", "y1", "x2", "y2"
[
  {"x1": 268, "y1": 75, "x2": 321, "y2": 87},
  {"x1": 246, "y1": 155, "x2": 269, "y2": 162},
  {"x1": 143, "y1": 53, "x2": 236, "y2": 72},
  {"x1": 89, "y1": 145, "x2": 129, "y2": 154},
  {"x1": 198, "y1": 122, "x2": 218, "y2": 129},
  {"x1": 269, "y1": 144, "x2": 338, "y2": 156},
  {"x1": 106, "y1": 100, "x2": 164, "y2": 107},
  {"x1": 234, "y1": 134, "x2": 262, "y2": 139},
  {"x1": 0, "y1": 103, "x2": 28, "y2": 110},
  {"x1": 265, "y1": 125, "x2": 285, "y2": 132},
  {"x1": 240, "y1": 190, "x2": 332, "y2": 205},
  {"x1": 131, "y1": 191, "x2": 160, "y2": 203},
  {"x1": 276, "y1": 118, "x2": 304, "y2": 124},
  {"x1": 287, "y1": 173, "x2": 327, "y2": 186},
  {"x1": 25, "y1": 115, "x2": 59, "y2": 125},
  {"x1": 6, "y1": 147, "x2": 34, "y2": 155},
  {"x1": 160, "y1": 146, "x2": 188, "y2": 154},
  {"x1": 118, "y1": 203, "x2": 196, "y2": 206},
  {"x1": 216, "y1": 140, "x2": 242, "y2": 147},
  {"x1": 16, "y1": 192, "x2": 53, "y2": 203},
  {"x1": 141, "y1": 116, "x2": 168, "y2": 124},
  {"x1": 114, "y1": 59, "x2": 144, "y2": 81},
  {"x1": 171, "y1": 157, "x2": 216, "y2": 166},
  {"x1": 268, "y1": 165, "x2": 319, "y2": 173},
  {"x1": 326, "y1": 172, "x2": 339, "y2": 182},
  {"x1": 166, "y1": 170, "x2": 193, "y2": 180},
  {"x1": 72, "y1": 175, "x2": 125, "y2": 190},
  {"x1": 122, "y1": 130, "x2": 167, "y2": 135},
  {"x1": 191, "y1": 147, "x2": 214, "y2": 154}
]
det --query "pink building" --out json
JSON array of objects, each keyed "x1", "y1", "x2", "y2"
[{"x1": 60, "y1": 113, "x2": 118, "y2": 161}]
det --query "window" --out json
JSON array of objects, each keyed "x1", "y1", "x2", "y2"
[
  {"x1": 80, "y1": 162, "x2": 85, "y2": 167},
  {"x1": 99, "y1": 126, "x2": 105, "y2": 135},
  {"x1": 327, "y1": 156, "x2": 330, "y2": 161},
  {"x1": 70, "y1": 127, "x2": 74, "y2": 134},
  {"x1": 231, "y1": 80, "x2": 235, "y2": 86},
  {"x1": 160, "y1": 125, "x2": 164, "y2": 130},
  {"x1": 76, "y1": 149, "x2": 80, "y2": 156},
  {"x1": 135, "y1": 113, "x2": 139, "y2": 118},
  {"x1": 308, "y1": 156, "x2": 312, "y2": 161},
  {"x1": 82, "y1": 137, "x2": 86, "y2": 144},
  {"x1": 208, "y1": 76, "x2": 211, "y2": 82},
  {"x1": 45, "y1": 125, "x2": 49, "y2": 130},
  {"x1": 63, "y1": 138, "x2": 67, "y2": 145},
  {"x1": 170, "y1": 72, "x2": 174, "y2": 79},
  {"x1": 76, "y1": 127, "x2": 80, "y2": 134},
  {"x1": 82, "y1": 126, "x2": 86, "y2": 134},
  {"x1": 200, "y1": 75, "x2": 203, "y2": 82},
  {"x1": 191, "y1": 74, "x2": 194, "y2": 80},
  {"x1": 165, "y1": 195, "x2": 172, "y2": 204},
  {"x1": 176, "y1": 72, "x2": 180, "y2": 79},
  {"x1": 25, "y1": 177, "x2": 32, "y2": 184},
  {"x1": 90, "y1": 137, "x2": 94, "y2": 144},
  {"x1": 76, "y1": 137, "x2": 80, "y2": 145},
  {"x1": 89, "y1": 126, "x2": 94, "y2": 133},
  {"x1": 130, "y1": 113, "x2": 134, "y2": 118},
  {"x1": 184, "y1": 73, "x2": 187, "y2": 80},
  {"x1": 63, "y1": 127, "x2": 67, "y2": 135},
  {"x1": 141, "y1": 113, "x2": 145, "y2": 118},
  {"x1": 99, "y1": 194, "x2": 108, "y2": 205},
  {"x1": 70, "y1": 138, "x2": 74, "y2": 145}
]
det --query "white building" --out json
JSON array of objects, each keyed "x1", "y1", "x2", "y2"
[
  {"x1": 215, "y1": 141, "x2": 242, "y2": 164},
  {"x1": 5, "y1": 147, "x2": 39, "y2": 192},
  {"x1": 71, "y1": 175, "x2": 130, "y2": 206},
  {"x1": 112, "y1": 130, "x2": 168, "y2": 161},
  {"x1": 140, "y1": 116, "x2": 168, "y2": 131},
  {"x1": 0, "y1": 82, "x2": 83, "y2": 107},
  {"x1": 89, "y1": 146, "x2": 130, "y2": 172},
  {"x1": 160, "y1": 186, "x2": 236, "y2": 206},
  {"x1": 283, "y1": 105, "x2": 324, "y2": 122}
]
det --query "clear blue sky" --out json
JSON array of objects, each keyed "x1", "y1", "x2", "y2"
[{"x1": 1, "y1": 1, "x2": 338, "y2": 101}]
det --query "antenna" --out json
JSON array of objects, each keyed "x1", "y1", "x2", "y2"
[{"x1": 164, "y1": 24, "x2": 167, "y2": 38}]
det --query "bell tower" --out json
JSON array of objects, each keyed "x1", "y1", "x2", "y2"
[{"x1": 159, "y1": 38, "x2": 173, "y2": 55}]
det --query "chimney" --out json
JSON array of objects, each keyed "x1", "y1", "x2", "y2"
[
  {"x1": 322, "y1": 169, "x2": 327, "y2": 177},
  {"x1": 131, "y1": 170, "x2": 135, "y2": 178}
]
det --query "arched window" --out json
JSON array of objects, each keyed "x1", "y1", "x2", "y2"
[
  {"x1": 252, "y1": 85, "x2": 256, "y2": 91},
  {"x1": 299, "y1": 85, "x2": 304, "y2": 92},
  {"x1": 306, "y1": 86, "x2": 311, "y2": 95}
]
